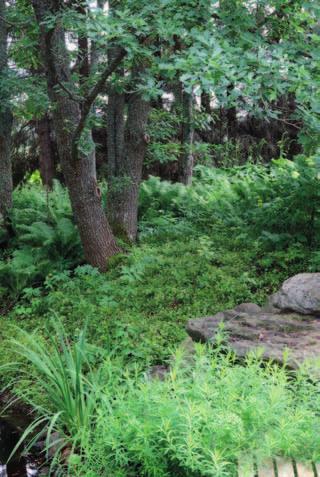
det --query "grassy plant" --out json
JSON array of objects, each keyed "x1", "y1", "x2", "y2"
[
  {"x1": 6, "y1": 320, "x2": 107, "y2": 472},
  {"x1": 75, "y1": 347, "x2": 320, "y2": 477}
]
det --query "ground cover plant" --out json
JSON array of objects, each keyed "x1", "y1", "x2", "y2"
[{"x1": 0, "y1": 158, "x2": 317, "y2": 367}]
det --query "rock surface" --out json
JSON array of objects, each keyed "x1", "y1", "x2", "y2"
[
  {"x1": 269, "y1": 273, "x2": 320, "y2": 315},
  {"x1": 186, "y1": 274, "x2": 320, "y2": 371},
  {"x1": 186, "y1": 307, "x2": 320, "y2": 370}
]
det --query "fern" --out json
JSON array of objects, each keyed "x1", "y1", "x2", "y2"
[{"x1": 0, "y1": 181, "x2": 82, "y2": 297}]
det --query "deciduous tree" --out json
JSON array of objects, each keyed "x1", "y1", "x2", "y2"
[{"x1": 31, "y1": 0, "x2": 124, "y2": 270}]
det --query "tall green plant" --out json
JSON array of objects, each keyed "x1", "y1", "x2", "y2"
[{"x1": 7, "y1": 321, "x2": 104, "y2": 470}]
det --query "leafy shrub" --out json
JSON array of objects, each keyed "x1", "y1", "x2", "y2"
[{"x1": 79, "y1": 347, "x2": 320, "y2": 477}]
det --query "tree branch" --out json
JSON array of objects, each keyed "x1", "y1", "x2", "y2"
[
  {"x1": 57, "y1": 79, "x2": 82, "y2": 102},
  {"x1": 71, "y1": 47, "x2": 126, "y2": 162}
]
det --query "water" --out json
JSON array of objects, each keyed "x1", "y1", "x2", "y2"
[
  {"x1": 0, "y1": 417, "x2": 26, "y2": 476},
  {"x1": 0, "y1": 414, "x2": 40, "y2": 477}
]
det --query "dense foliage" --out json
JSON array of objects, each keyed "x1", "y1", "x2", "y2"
[
  {"x1": 1, "y1": 158, "x2": 319, "y2": 476},
  {"x1": 5, "y1": 323, "x2": 320, "y2": 477},
  {"x1": 0, "y1": 1, "x2": 320, "y2": 476}
]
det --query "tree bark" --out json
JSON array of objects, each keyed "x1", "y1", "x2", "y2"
[
  {"x1": 0, "y1": 0, "x2": 13, "y2": 220},
  {"x1": 76, "y1": 1, "x2": 97, "y2": 180},
  {"x1": 107, "y1": 84, "x2": 150, "y2": 242},
  {"x1": 225, "y1": 84, "x2": 237, "y2": 139},
  {"x1": 32, "y1": 0, "x2": 121, "y2": 271},
  {"x1": 35, "y1": 115, "x2": 55, "y2": 189},
  {"x1": 106, "y1": 57, "x2": 125, "y2": 185},
  {"x1": 104, "y1": 1, "x2": 150, "y2": 242}
]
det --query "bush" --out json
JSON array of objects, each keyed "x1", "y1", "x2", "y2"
[{"x1": 80, "y1": 348, "x2": 320, "y2": 477}]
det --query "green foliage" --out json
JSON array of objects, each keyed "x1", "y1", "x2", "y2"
[
  {"x1": 2, "y1": 0, "x2": 320, "y2": 472},
  {"x1": 140, "y1": 156, "x2": 320, "y2": 251},
  {"x1": 78, "y1": 348, "x2": 320, "y2": 477},
  {"x1": 1, "y1": 160, "x2": 320, "y2": 476},
  {"x1": 0, "y1": 182, "x2": 81, "y2": 298},
  {"x1": 13, "y1": 322, "x2": 102, "y2": 432},
  {"x1": 0, "y1": 160, "x2": 316, "y2": 366},
  {"x1": 4, "y1": 234, "x2": 264, "y2": 367},
  {"x1": 5, "y1": 320, "x2": 111, "y2": 472},
  {"x1": 6, "y1": 328, "x2": 320, "y2": 476}
]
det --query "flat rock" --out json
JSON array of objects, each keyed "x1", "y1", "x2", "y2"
[
  {"x1": 269, "y1": 273, "x2": 320, "y2": 316},
  {"x1": 186, "y1": 308, "x2": 320, "y2": 371}
]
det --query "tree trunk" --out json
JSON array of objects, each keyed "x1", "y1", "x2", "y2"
[
  {"x1": 0, "y1": 114, "x2": 12, "y2": 219},
  {"x1": 105, "y1": 45, "x2": 125, "y2": 183},
  {"x1": 76, "y1": 2, "x2": 97, "y2": 180},
  {"x1": 226, "y1": 85, "x2": 237, "y2": 139},
  {"x1": 107, "y1": 87, "x2": 150, "y2": 242},
  {"x1": 0, "y1": 0, "x2": 13, "y2": 221},
  {"x1": 178, "y1": 89, "x2": 194, "y2": 186},
  {"x1": 35, "y1": 115, "x2": 55, "y2": 189},
  {"x1": 105, "y1": 0, "x2": 150, "y2": 242},
  {"x1": 32, "y1": 0, "x2": 120, "y2": 271}
]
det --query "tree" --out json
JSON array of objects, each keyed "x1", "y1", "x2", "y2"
[
  {"x1": 35, "y1": 114, "x2": 56, "y2": 189},
  {"x1": 0, "y1": 0, "x2": 13, "y2": 223},
  {"x1": 11, "y1": 0, "x2": 318, "y2": 256},
  {"x1": 107, "y1": 61, "x2": 150, "y2": 242},
  {"x1": 31, "y1": 0, "x2": 125, "y2": 270}
]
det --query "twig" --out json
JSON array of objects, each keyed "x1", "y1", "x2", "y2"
[{"x1": 274, "y1": 117, "x2": 301, "y2": 130}]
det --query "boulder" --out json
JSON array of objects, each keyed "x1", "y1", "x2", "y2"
[
  {"x1": 186, "y1": 308, "x2": 320, "y2": 370},
  {"x1": 269, "y1": 273, "x2": 320, "y2": 316}
]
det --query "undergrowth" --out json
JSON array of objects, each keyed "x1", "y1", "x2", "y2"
[
  {"x1": 0, "y1": 157, "x2": 318, "y2": 367},
  {"x1": 1, "y1": 156, "x2": 320, "y2": 475},
  {"x1": 5, "y1": 325, "x2": 320, "y2": 477}
]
